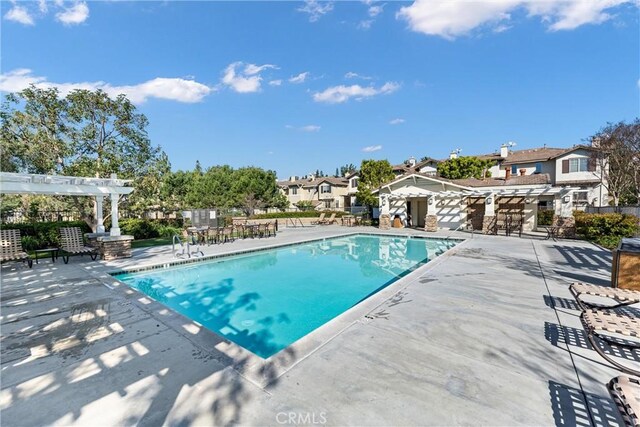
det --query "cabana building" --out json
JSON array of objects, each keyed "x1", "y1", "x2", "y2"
[{"x1": 376, "y1": 173, "x2": 578, "y2": 236}]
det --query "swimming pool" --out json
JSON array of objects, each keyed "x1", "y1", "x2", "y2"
[{"x1": 114, "y1": 234, "x2": 458, "y2": 358}]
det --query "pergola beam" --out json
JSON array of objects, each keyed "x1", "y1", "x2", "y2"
[{"x1": 0, "y1": 172, "x2": 134, "y2": 237}]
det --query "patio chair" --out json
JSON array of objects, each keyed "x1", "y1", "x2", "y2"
[
  {"x1": 311, "y1": 213, "x2": 326, "y2": 225},
  {"x1": 266, "y1": 222, "x2": 276, "y2": 237},
  {"x1": 581, "y1": 309, "x2": 640, "y2": 376},
  {"x1": 0, "y1": 229, "x2": 32, "y2": 268},
  {"x1": 608, "y1": 376, "x2": 640, "y2": 427},
  {"x1": 59, "y1": 227, "x2": 98, "y2": 264},
  {"x1": 570, "y1": 282, "x2": 640, "y2": 310},
  {"x1": 319, "y1": 213, "x2": 336, "y2": 225}
]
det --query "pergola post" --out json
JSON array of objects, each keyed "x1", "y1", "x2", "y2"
[
  {"x1": 553, "y1": 191, "x2": 576, "y2": 238},
  {"x1": 379, "y1": 194, "x2": 391, "y2": 230},
  {"x1": 110, "y1": 192, "x2": 121, "y2": 237},
  {"x1": 482, "y1": 193, "x2": 496, "y2": 234},
  {"x1": 425, "y1": 196, "x2": 438, "y2": 232},
  {"x1": 96, "y1": 195, "x2": 105, "y2": 233}
]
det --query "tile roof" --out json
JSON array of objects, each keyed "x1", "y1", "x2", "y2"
[
  {"x1": 277, "y1": 176, "x2": 348, "y2": 188},
  {"x1": 451, "y1": 173, "x2": 551, "y2": 187},
  {"x1": 477, "y1": 147, "x2": 568, "y2": 165}
]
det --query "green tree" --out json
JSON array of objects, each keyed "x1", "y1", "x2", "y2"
[
  {"x1": 589, "y1": 119, "x2": 640, "y2": 206},
  {"x1": 437, "y1": 157, "x2": 495, "y2": 179},
  {"x1": 1, "y1": 86, "x2": 70, "y2": 173},
  {"x1": 356, "y1": 159, "x2": 395, "y2": 208},
  {"x1": 231, "y1": 167, "x2": 287, "y2": 215},
  {"x1": 339, "y1": 163, "x2": 357, "y2": 176},
  {"x1": 1, "y1": 87, "x2": 169, "y2": 229}
]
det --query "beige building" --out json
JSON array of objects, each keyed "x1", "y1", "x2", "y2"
[
  {"x1": 476, "y1": 144, "x2": 608, "y2": 208},
  {"x1": 278, "y1": 176, "x2": 350, "y2": 210}
]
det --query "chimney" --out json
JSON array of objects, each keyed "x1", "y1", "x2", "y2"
[
  {"x1": 289, "y1": 176, "x2": 297, "y2": 182},
  {"x1": 449, "y1": 151, "x2": 458, "y2": 159},
  {"x1": 505, "y1": 168, "x2": 511, "y2": 179},
  {"x1": 519, "y1": 168, "x2": 526, "y2": 176},
  {"x1": 500, "y1": 144, "x2": 508, "y2": 158},
  {"x1": 406, "y1": 156, "x2": 416, "y2": 167}
]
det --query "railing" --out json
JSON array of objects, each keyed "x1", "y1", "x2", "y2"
[
  {"x1": 585, "y1": 206, "x2": 640, "y2": 216},
  {"x1": 284, "y1": 218, "x2": 305, "y2": 228}
]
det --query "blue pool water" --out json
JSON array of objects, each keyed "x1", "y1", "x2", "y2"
[{"x1": 115, "y1": 234, "x2": 458, "y2": 358}]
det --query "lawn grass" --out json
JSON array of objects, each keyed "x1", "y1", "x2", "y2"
[{"x1": 131, "y1": 237, "x2": 173, "y2": 249}]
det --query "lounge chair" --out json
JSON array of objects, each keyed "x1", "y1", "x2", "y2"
[
  {"x1": 581, "y1": 309, "x2": 640, "y2": 376},
  {"x1": 570, "y1": 282, "x2": 640, "y2": 310},
  {"x1": 0, "y1": 229, "x2": 32, "y2": 268},
  {"x1": 59, "y1": 227, "x2": 98, "y2": 264},
  {"x1": 608, "y1": 376, "x2": 640, "y2": 427},
  {"x1": 319, "y1": 213, "x2": 336, "y2": 225},
  {"x1": 311, "y1": 213, "x2": 326, "y2": 225}
]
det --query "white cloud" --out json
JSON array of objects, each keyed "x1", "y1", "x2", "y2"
[
  {"x1": 369, "y1": 5, "x2": 384, "y2": 17},
  {"x1": 4, "y1": 4, "x2": 35, "y2": 25},
  {"x1": 389, "y1": 118, "x2": 405, "y2": 125},
  {"x1": 0, "y1": 68, "x2": 212, "y2": 104},
  {"x1": 396, "y1": 0, "x2": 633, "y2": 40},
  {"x1": 221, "y1": 61, "x2": 276, "y2": 93},
  {"x1": 285, "y1": 124, "x2": 321, "y2": 132},
  {"x1": 345, "y1": 72, "x2": 372, "y2": 80},
  {"x1": 289, "y1": 72, "x2": 310, "y2": 84},
  {"x1": 38, "y1": 0, "x2": 48, "y2": 13},
  {"x1": 269, "y1": 79, "x2": 283, "y2": 86},
  {"x1": 244, "y1": 63, "x2": 277, "y2": 75},
  {"x1": 362, "y1": 145, "x2": 383, "y2": 152},
  {"x1": 297, "y1": 0, "x2": 334, "y2": 22},
  {"x1": 313, "y1": 82, "x2": 400, "y2": 104},
  {"x1": 56, "y1": 1, "x2": 89, "y2": 25},
  {"x1": 358, "y1": 19, "x2": 374, "y2": 29}
]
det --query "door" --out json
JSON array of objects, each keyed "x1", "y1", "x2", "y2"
[{"x1": 467, "y1": 198, "x2": 485, "y2": 230}]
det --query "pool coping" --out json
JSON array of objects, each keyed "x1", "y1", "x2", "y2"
[{"x1": 99, "y1": 232, "x2": 469, "y2": 388}]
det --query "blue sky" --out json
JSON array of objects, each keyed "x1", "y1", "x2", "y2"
[{"x1": 2, "y1": 1, "x2": 638, "y2": 179}]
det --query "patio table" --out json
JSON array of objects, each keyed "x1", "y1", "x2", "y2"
[
  {"x1": 34, "y1": 247, "x2": 59, "y2": 264},
  {"x1": 544, "y1": 226, "x2": 560, "y2": 241}
]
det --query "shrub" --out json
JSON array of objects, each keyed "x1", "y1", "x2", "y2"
[
  {"x1": 574, "y1": 211, "x2": 639, "y2": 249},
  {"x1": 155, "y1": 225, "x2": 182, "y2": 238},
  {"x1": 1, "y1": 221, "x2": 91, "y2": 249},
  {"x1": 119, "y1": 218, "x2": 160, "y2": 239},
  {"x1": 537, "y1": 210, "x2": 554, "y2": 226}
]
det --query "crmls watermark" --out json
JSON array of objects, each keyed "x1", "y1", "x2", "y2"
[{"x1": 275, "y1": 411, "x2": 327, "y2": 425}]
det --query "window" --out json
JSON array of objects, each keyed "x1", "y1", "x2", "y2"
[
  {"x1": 535, "y1": 163, "x2": 542, "y2": 174},
  {"x1": 511, "y1": 165, "x2": 518, "y2": 174},
  {"x1": 320, "y1": 184, "x2": 331, "y2": 194},
  {"x1": 350, "y1": 178, "x2": 358, "y2": 188},
  {"x1": 290, "y1": 187, "x2": 298, "y2": 195},
  {"x1": 569, "y1": 158, "x2": 588, "y2": 172}
]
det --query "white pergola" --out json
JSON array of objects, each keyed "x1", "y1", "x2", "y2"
[
  {"x1": 385, "y1": 185, "x2": 577, "y2": 201},
  {"x1": 0, "y1": 172, "x2": 134, "y2": 236}
]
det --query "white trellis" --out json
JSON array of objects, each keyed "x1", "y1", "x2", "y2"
[{"x1": 0, "y1": 172, "x2": 134, "y2": 236}]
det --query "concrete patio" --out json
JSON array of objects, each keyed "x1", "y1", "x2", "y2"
[{"x1": 0, "y1": 226, "x2": 630, "y2": 426}]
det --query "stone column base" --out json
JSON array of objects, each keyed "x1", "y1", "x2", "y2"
[
  {"x1": 97, "y1": 235, "x2": 134, "y2": 260},
  {"x1": 85, "y1": 232, "x2": 110, "y2": 250},
  {"x1": 482, "y1": 215, "x2": 496, "y2": 234},
  {"x1": 552, "y1": 215, "x2": 576, "y2": 238},
  {"x1": 424, "y1": 215, "x2": 438, "y2": 232},
  {"x1": 379, "y1": 214, "x2": 391, "y2": 230}
]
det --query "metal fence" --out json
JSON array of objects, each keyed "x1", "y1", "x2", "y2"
[{"x1": 585, "y1": 206, "x2": 640, "y2": 216}]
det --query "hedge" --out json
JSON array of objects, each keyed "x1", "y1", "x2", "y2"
[
  {"x1": 251, "y1": 210, "x2": 348, "y2": 219},
  {"x1": 1, "y1": 221, "x2": 91, "y2": 251},
  {"x1": 574, "y1": 211, "x2": 639, "y2": 249},
  {"x1": 119, "y1": 218, "x2": 182, "y2": 240}
]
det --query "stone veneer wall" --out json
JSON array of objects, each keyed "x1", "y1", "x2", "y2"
[
  {"x1": 552, "y1": 215, "x2": 576, "y2": 238},
  {"x1": 96, "y1": 236, "x2": 134, "y2": 260},
  {"x1": 424, "y1": 215, "x2": 438, "y2": 232},
  {"x1": 379, "y1": 214, "x2": 391, "y2": 230},
  {"x1": 482, "y1": 216, "x2": 496, "y2": 235}
]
